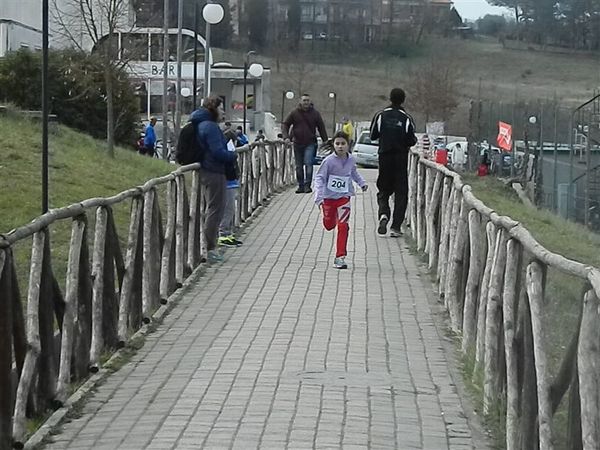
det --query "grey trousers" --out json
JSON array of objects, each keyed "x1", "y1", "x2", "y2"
[
  {"x1": 220, "y1": 187, "x2": 239, "y2": 237},
  {"x1": 200, "y1": 168, "x2": 226, "y2": 251}
]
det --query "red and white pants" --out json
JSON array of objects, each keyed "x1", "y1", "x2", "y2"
[{"x1": 322, "y1": 197, "x2": 351, "y2": 258}]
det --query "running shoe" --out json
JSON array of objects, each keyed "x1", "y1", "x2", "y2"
[
  {"x1": 218, "y1": 236, "x2": 238, "y2": 247},
  {"x1": 304, "y1": 186, "x2": 313, "y2": 193},
  {"x1": 295, "y1": 186, "x2": 304, "y2": 194},
  {"x1": 333, "y1": 257, "x2": 348, "y2": 269},
  {"x1": 207, "y1": 250, "x2": 224, "y2": 263},
  {"x1": 231, "y1": 237, "x2": 243, "y2": 246},
  {"x1": 390, "y1": 227, "x2": 403, "y2": 238},
  {"x1": 377, "y1": 215, "x2": 389, "y2": 237}
]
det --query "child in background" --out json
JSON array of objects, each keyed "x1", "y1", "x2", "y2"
[
  {"x1": 314, "y1": 131, "x2": 368, "y2": 269},
  {"x1": 219, "y1": 136, "x2": 243, "y2": 247}
]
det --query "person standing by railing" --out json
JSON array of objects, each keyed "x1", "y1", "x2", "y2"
[
  {"x1": 190, "y1": 96, "x2": 237, "y2": 263},
  {"x1": 370, "y1": 88, "x2": 417, "y2": 238},
  {"x1": 282, "y1": 93, "x2": 329, "y2": 194}
]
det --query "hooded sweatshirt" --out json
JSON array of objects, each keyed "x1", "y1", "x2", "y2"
[
  {"x1": 314, "y1": 153, "x2": 366, "y2": 206},
  {"x1": 282, "y1": 105, "x2": 328, "y2": 146},
  {"x1": 190, "y1": 108, "x2": 237, "y2": 174}
]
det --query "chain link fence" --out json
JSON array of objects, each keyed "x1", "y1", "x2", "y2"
[{"x1": 468, "y1": 95, "x2": 600, "y2": 230}]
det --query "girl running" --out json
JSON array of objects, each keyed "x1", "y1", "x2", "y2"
[{"x1": 314, "y1": 131, "x2": 368, "y2": 269}]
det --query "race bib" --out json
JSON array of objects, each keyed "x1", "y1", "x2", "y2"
[{"x1": 328, "y1": 175, "x2": 350, "y2": 194}]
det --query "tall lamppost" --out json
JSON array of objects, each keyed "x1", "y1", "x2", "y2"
[
  {"x1": 42, "y1": 0, "x2": 49, "y2": 212},
  {"x1": 243, "y1": 51, "x2": 264, "y2": 134},
  {"x1": 329, "y1": 91, "x2": 337, "y2": 135},
  {"x1": 203, "y1": 2, "x2": 224, "y2": 100},
  {"x1": 193, "y1": 0, "x2": 200, "y2": 110},
  {"x1": 281, "y1": 90, "x2": 294, "y2": 124}
]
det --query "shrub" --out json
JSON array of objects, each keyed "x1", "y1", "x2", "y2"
[{"x1": 0, "y1": 49, "x2": 138, "y2": 145}]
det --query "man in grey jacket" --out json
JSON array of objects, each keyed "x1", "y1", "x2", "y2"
[{"x1": 282, "y1": 94, "x2": 329, "y2": 194}]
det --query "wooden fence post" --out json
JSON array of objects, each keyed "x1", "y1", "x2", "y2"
[
  {"x1": 187, "y1": 170, "x2": 201, "y2": 269},
  {"x1": 462, "y1": 209, "x2": 483, "y2": 353},
  {"x1": 89, "y1": 207, "x2": 108, "y2": 372},
  {"x1": 438, "y1": 185, "x2": 455, "y2": 296},
  {"x1": 13, "y1": 231, "x2": 45, "y2": 444},
  {"x1": 578, "y1": 289, "x2": 600, "y2": 450},
  {"x1": 409, "y1": 154, "x2": 418, "y2": 235},
  {"x1": 527, "y1": 261, "x2": 554, "y2": 449},
  {"x1": 484, "y1": 228, "x2": 508, "y2": 414},
  {"x1": 502, "y1": 239, "x2": 521, "y2": 450},
  {"x1": 55, "y1": 218, "x2": 85, "y2": 405},
  {"x1": 416, "y1": 162, "x2": 425, "y2": 250},
  {"x1": 118, "y1": 196, "x2": 143, "y2": 346},
  {"x1": 475, "y1": 221, "x2": 496, "y2": 370},
  {"x1": 160, "y1": 180, "x2": 177, "y2": 301},
  {"x1": 423, "y1": 167, "x2": 434, "y2": 253},
  {"x1": 446, "y1": 197, "x2": 469, "y2": 332},
  {"x1": 175, "y1": 175, "x2": 189, "y2": 284},
  {"x1": 427, "y1": 172, "x2": 443, "y2": 271},
  {"x1": 443, "y1": 186, "x2": 462, "y2": 308},
  {"x1": 0, "y1": 249, "x2": 13, "y2": 450}
]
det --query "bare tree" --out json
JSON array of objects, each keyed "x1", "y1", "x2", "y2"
[
  {"x1": 52, "y1": 0, "x2": 136, "y2": 157},
  {"x1": 406, "y1": 57, "x2": 461, "y2": 123}
]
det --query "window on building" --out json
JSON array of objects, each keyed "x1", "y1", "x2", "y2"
[{"x1": 122, "y1": 33, "x2": 148, "y2": 61}]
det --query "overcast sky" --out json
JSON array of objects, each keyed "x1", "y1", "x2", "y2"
[{"x1": 452, "y1": 0, "x2": 512, "y2": 20}]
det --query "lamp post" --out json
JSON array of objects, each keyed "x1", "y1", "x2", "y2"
[
  {"x1": 42, "y1": 0, "x2": 49, "y2": 213},
  {"x1": 175, "y1": 0, "x2": 184, "y2": 132},
  {"x1": 193, "y1": 0, "x2": 199, "y2": 110},
  {"x1": 161, "y1": 0, "x2": 169, "y2": 160},
  {"x1": 243, "y1": 51, "x2": 264, "y2": 135},
  {"x1": 329, "y1": 92, "x2": 337, "y2": 135},
  {"x1": 281, "y1": 90, "x2": 294, "y2": 124},
  {"x1": 203, "y1": 2, "x2": 224, "y2": 100}
]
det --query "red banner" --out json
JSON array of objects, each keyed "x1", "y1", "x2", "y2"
[{"x1": 497, "y1": 121, "x2": 512, "y2": 151}]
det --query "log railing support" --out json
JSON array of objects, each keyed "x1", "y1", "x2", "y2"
[
  {"x1": 527, "y1": 261, "x2": 554, "y2": 449},
  {"x1": 89, "y1": 207, "x2": 108, "y2": 372}
]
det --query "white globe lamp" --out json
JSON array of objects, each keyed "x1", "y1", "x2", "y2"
[
  {"x1": 248, "y1": 63, "x2": 264, "y2": 78},
  {"x1": 202, "y1": 3, "x2": 224, "y2": 24},
  {"x1": 285, "y1": 91, "x2": 294, "y2": 100},
  {"x1": 181, "y1": 87, "x2": 191, "y2": 98}
]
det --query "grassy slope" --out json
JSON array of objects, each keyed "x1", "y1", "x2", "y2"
[
  {"x1": 0, "y1": 112, "x2": 172, "y2": 298},
  {"x1": 0, "y1": 113, "x2": 171, "y2": 233},
  {"x1": 465, "y1": 175, "x2": 599, "y2": 449}
]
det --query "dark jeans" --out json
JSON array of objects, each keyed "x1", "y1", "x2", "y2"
[
  {"x1": 377, "y1": 151, "x2": 409, "y2": 230},
  {"x1": 294, "y1": 143, "x2": 316, "y2": 188},
  {"x1": 200, "y1": 168, "x2": 226, "y2": 251}
]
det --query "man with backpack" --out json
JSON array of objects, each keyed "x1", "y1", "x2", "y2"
[{"x1": 177, "y1": 96, "x2": 237, "y2": 263}]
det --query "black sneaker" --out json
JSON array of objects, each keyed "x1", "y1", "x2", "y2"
[
  {"x1": 377, "y1": 215, "x2": 389, "y2": 236},
  {"x1": 390, "y1": 227, "x2": 403, "y2": 238},
  {"x1": 295, "y1": 186, "x2": 304, "y2": 194},
  {"x1": 304, "y1": 186, "x2": 313, "y2": 193}
]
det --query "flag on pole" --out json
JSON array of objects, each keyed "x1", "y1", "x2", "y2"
[{"x1": 497, "y1": 121, "x2": 512, "y2": 152}]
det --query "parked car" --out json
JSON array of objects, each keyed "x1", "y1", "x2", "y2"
[
  {"x1": 317, "y1": 32, "x2": 328, "y2": 40},
  {"x1": 302, "y1": 33, "x2": 313, "y2": 40},
  {"x1": 353, "y1": 131, "x2": 379, "y2": 168}
]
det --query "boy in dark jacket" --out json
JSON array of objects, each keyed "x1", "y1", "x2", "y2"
[{"x1": 189, "y1": 96, "x2": 237, "y2": 263}]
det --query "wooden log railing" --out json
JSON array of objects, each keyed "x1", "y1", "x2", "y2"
[
  {"x1": 0, "y1": 140, "x2": 294, "y2": 448},
  {"x1": 407, "y1": 149, "x2": 600, "y2": 450}
]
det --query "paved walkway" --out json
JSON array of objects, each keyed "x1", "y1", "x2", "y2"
[{"x1": 43, "y1": 171, "x2": 485, "y2": 449}]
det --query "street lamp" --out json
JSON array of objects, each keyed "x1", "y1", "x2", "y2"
[
  {"x1": 329, "y1": 91, "x2": 337, "y2": 135},
  {"x1": 202, "y1": 2, "x2": 224, "y2": 99},
  {"x1": 281, "y1": 90, "x2": 294, "y2": 124},
  {"x1": 42, "y1": 0, "x2": 49, "y2": 212},
  {"x1": 243, "y1": 51, "x2": 264, "y2": 134}
]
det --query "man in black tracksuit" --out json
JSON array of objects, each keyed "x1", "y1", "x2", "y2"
[{"x1": 370, "y1": 88, "x2": 417, "y2": 237}]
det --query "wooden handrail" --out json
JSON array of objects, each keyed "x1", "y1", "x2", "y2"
[
  {"x1": 408, "y1": 148, "x2": 600, "y2": 449},
  {"x1": 0, "y1": 142, "x2": 294, "y2": 448}
]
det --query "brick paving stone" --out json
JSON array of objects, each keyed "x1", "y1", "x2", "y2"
[{"x1": 42, "y1": 171, "x2": 488, "y2": 449}]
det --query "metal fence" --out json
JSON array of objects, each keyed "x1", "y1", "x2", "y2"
[{"x1": 469, "y1": 94, "x2": 600, "y2": 230}]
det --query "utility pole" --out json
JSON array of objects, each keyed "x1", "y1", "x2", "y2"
[{"x1": 175, "y1": 0, "x2": 184, "y2": 132}]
